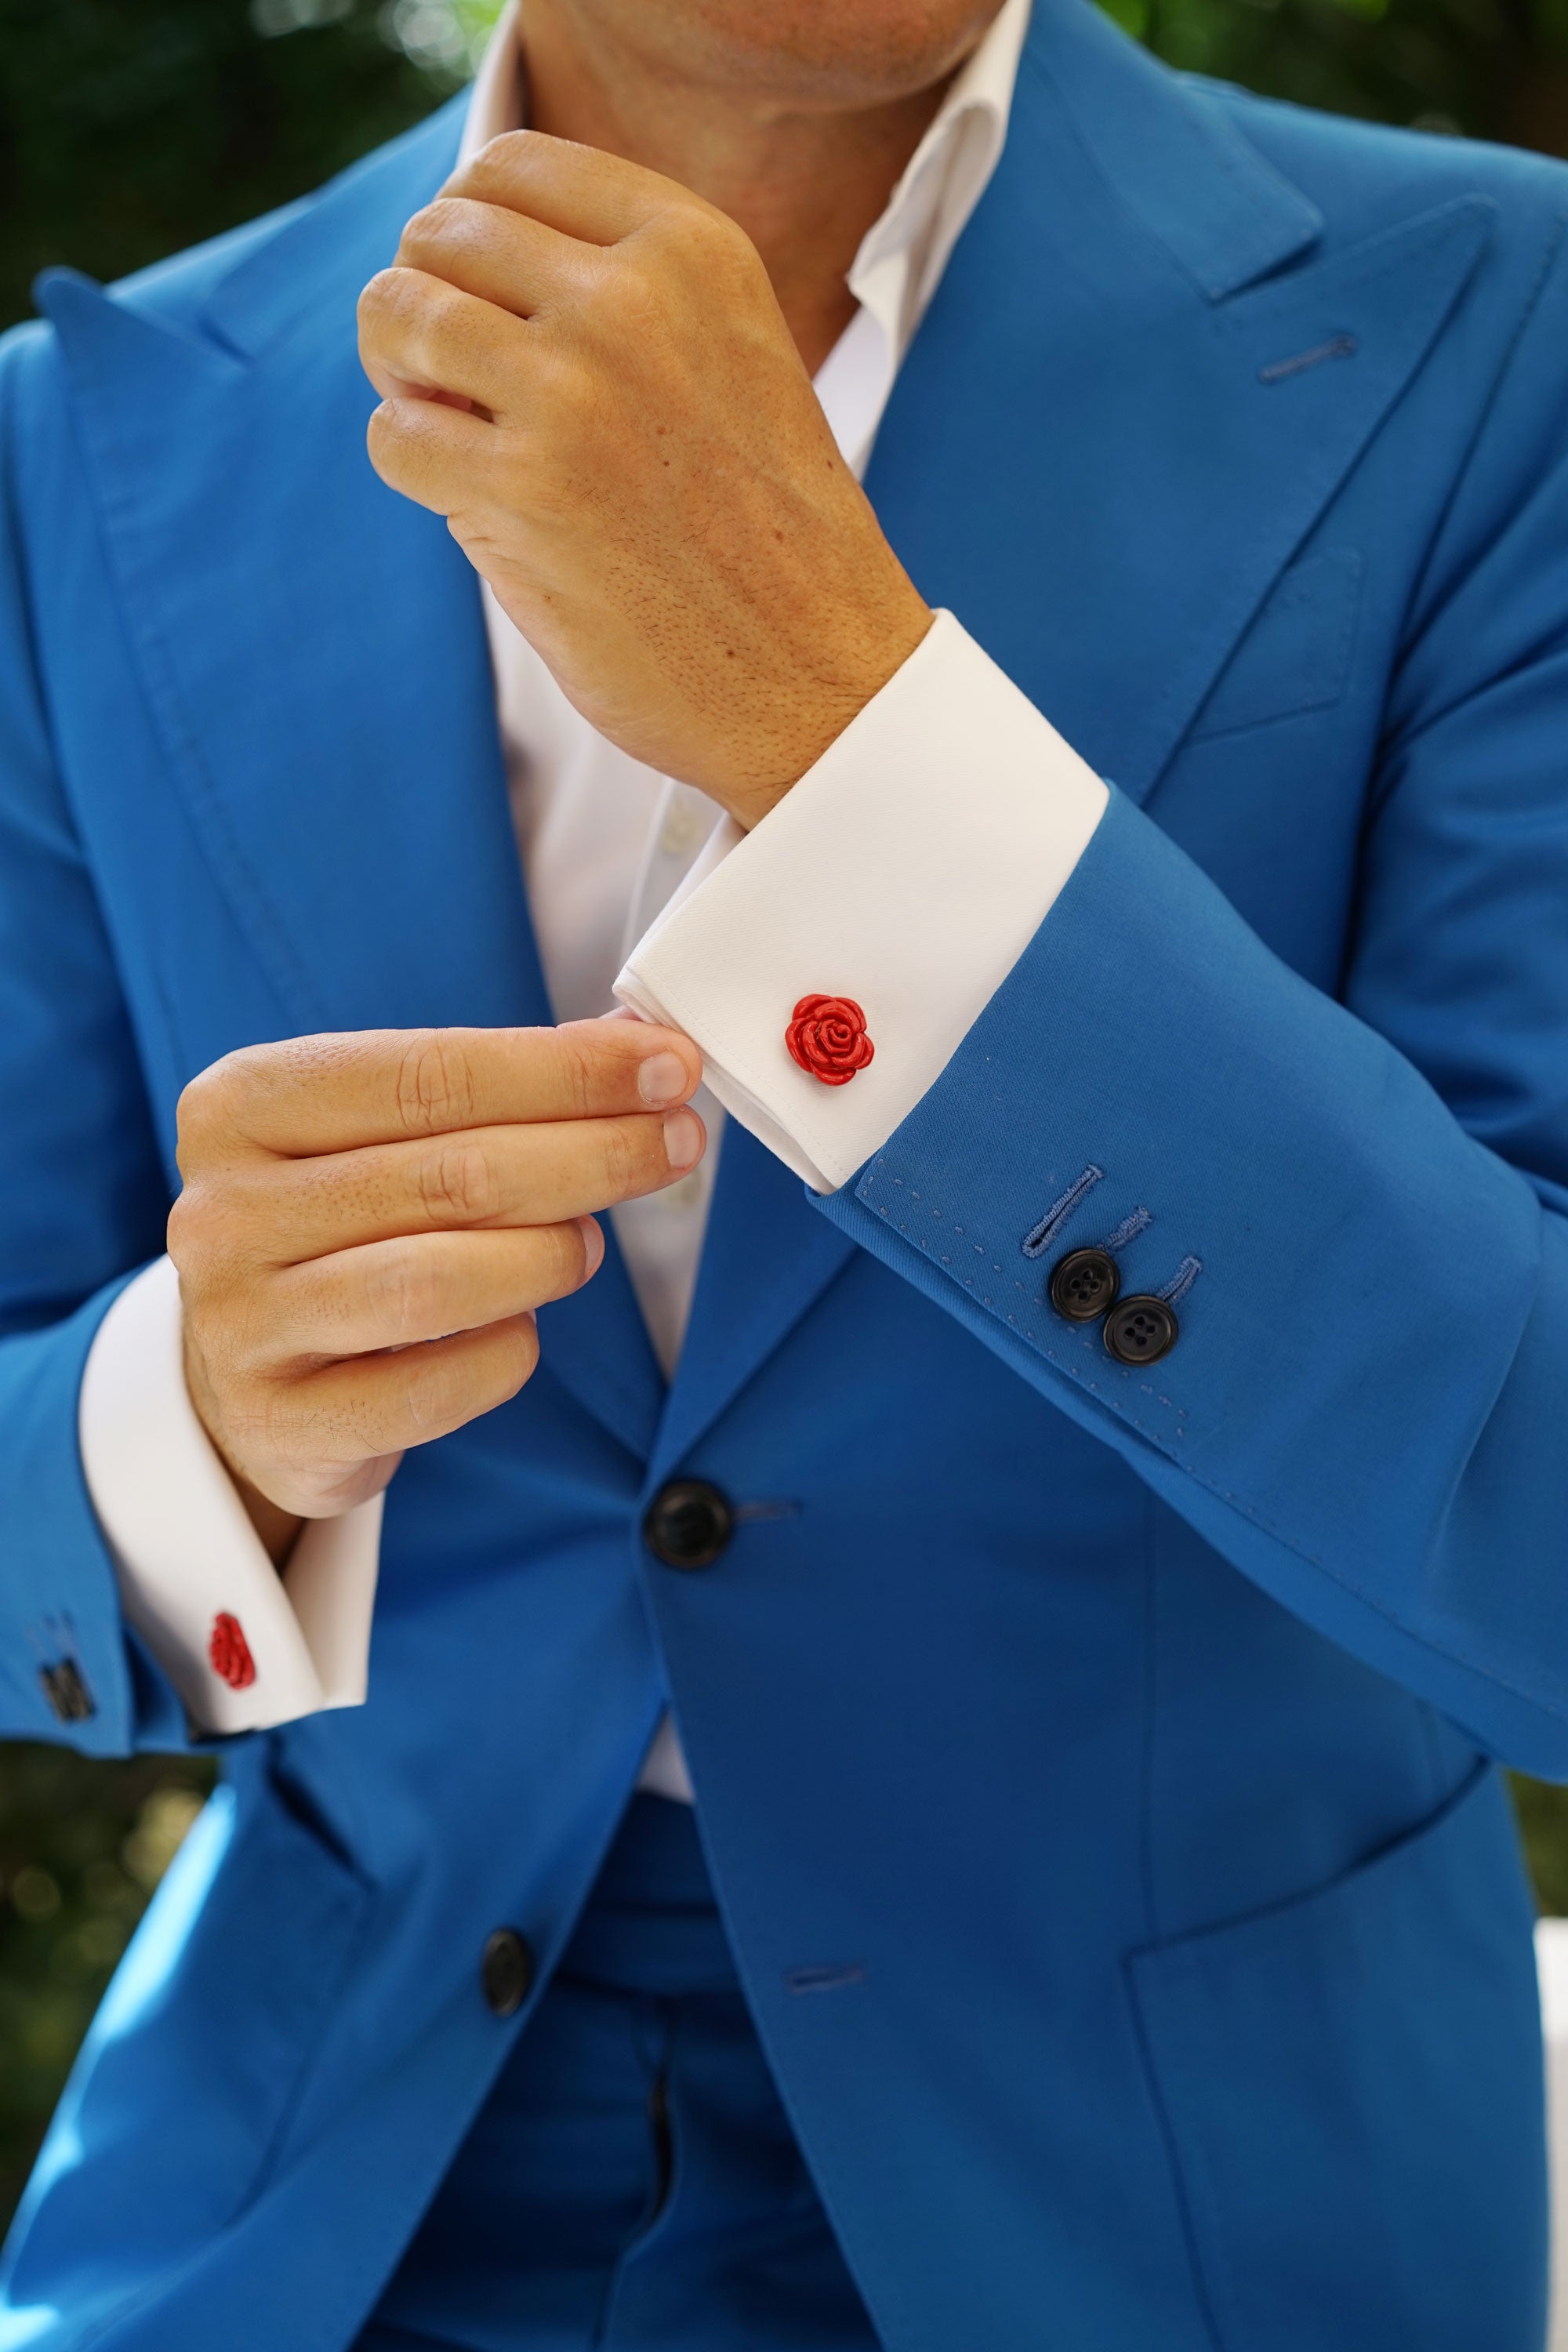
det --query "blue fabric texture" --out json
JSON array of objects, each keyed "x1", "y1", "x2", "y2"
[
  {"x1": 360, "y1": 1795, "x2": 880, "y2": 2352},
  {"x1": 0, "y1": 0, "x2": 1564, "y2": 2340}
]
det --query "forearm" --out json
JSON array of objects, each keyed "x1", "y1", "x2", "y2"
[{"x1": 817, "y1": 789, "x2": 1568, "y2": 1769}]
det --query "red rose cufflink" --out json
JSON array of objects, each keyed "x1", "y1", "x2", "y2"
[
  {"x1": 786, "y1": 996, "x2": 874, "y2": 1086},
  {"x1": 209, "y1": 1611, "x2": 256, "y2": 1690}
]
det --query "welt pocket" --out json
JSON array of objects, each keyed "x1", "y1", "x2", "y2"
[
  {"x1": 1128, "y1": 1762, "x2": 1546, "y2": 2352},
  {"x1": 1187, "y1": 544, "x2": 1364, "y2": 742}
]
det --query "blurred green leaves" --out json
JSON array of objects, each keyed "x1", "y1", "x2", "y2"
[
  {"x1": 1136, "y1": 0, "x2": 1568, "y2": 150},
  {"x1": 0, "y1": 1744, "x2": 214, "y2": 2223},
  {"x1": 1, "y1": 0, "x2": 1564, "y2": 332}
]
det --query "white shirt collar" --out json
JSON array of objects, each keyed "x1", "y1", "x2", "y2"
[{"x1": 462, "y1": 0, "x2": 1029, "y2": 374}]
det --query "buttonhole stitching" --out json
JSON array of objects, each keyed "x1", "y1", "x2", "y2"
[
  {"x1": 1159, "y1": 1257, "x2": 1203, "y2": 1307},
  {"x1": 785, "y1": 1962, "x2": 868, "y2": 1994},
  {"x1": 1021, "y1": 1166, "x2": 1104, "y2": 1258},
  {"x1": 1101, "y1": 1207, "x2": 1152, "y2": 1254},
  {"x1": 1258, "y1": 332, "x2": 1358, "y2": 385}
]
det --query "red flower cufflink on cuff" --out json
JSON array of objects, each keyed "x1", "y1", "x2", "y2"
[
  {"x1": 209, "y1": 1611, "x2": 256, "y2": 1690},
  {"x1": 786, "y1": 996, "x2": 874, "y2": 1086}
]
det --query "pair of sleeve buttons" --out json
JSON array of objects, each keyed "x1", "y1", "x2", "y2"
[{"x1": 1048, "y1": 1247, "x2": 1178, "y2": 1366}]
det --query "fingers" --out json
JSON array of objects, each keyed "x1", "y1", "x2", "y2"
[
  {"x1": 394, "y1": 196, "x2": 596, "y2": 323},
  {"x1": 256, "y1": 1105, "x2": 706, "y2": 1265},
  {"x1": 446, "y1": 129, "x2": 694, "y2": 247},
  {"x1": 265, "y1": 1221, "x2": 603, "y2": 1360},
  {"x1": 359, "y1": 265, "x2": 532, "y2": 416},
  {"x1": 365, "y1": 388, "x2": 497, "y2": 514},
  {"x1": 177, "y1": 1019, "x2": 702, "y2": 1166},
  {"x1": 289, "y1": 1313, "x2": 544, "y2": 1467}
]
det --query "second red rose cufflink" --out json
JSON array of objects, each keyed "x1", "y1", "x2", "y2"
[
  {"x1": 209, "y1": 1611, "x2": 256, "y2": 1690},
  {"x1": 786, "y1": 996, "x2": 874, "y2": 1086}
]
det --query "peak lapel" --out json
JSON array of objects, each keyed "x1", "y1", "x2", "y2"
[
  {"x1": 38, "y1": 114, "x2": 663, "y2": 1459},
  {"x1": 866, "y1": 0, "x2": 1494, "y2": 806}
]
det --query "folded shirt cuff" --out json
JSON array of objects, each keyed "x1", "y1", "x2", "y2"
[
  {"x1": 78, "y1": 1254, "x2": 380, "y2": 1734},
  {"x1": 615, "y1": 609, "x2": 1109, "y2": 1192}
]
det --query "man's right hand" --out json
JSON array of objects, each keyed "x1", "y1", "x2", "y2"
[{"x1": 167, "y1": 1019, "x2": 705, "y2": 1563}]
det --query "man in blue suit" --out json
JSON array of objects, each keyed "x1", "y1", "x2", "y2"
[{"x1": 2, "y1": 0, "x2": 1566, "y2": 2338}]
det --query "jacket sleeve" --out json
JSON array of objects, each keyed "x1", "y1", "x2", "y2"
[
  {"x1": 0, "y1": 322, "x2": 188, "y2": 1756},
  {"x1": 814, "y1": 241, "x2": 1568, "y2": 1777}
]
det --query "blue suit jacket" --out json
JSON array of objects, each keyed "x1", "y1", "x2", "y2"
[{"x1": 2, "y1": 3, "x2": 1566, "y2": 2343}]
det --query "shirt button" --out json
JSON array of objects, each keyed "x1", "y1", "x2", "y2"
[
  {"x1": 481, "y1": 1928, "x2": 535, "y2": 2018},
  {"x1": 1104, "y1": 1296, "x2": 1179, "y2": 1366},
  {"x1": 644, "y1": 1479, "x2": 735, "y2": 1571},
  {"x1": 1049, "y1": 1247, "x2": 1120, "y2": 1323}
]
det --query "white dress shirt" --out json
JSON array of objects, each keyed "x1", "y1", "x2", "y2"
[{"x1": 77, "y1": 0, "x2": 1108, "y2": 1784}]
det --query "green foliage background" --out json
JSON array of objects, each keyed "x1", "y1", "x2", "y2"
[{"x1": 2, "y1": 0, "x2": 1567, "y2": 2231}]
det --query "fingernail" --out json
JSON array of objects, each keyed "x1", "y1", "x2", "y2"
[
  {"x1": 663, "y1": 1109, "x2": 702, "y2": 1171},
  {"x1": 637, "y1": 1051, "x2": 688, "y2": 1108},
  {"x1": 579, "y1": 1216, "x2": 604, "y2": 1276}
]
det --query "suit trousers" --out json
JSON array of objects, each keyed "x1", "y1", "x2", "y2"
[{"x1": 358, "y1": 1794, "x2": 883, "y2": 2352}]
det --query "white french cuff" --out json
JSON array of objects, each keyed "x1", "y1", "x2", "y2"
[
  {"x1": 78, "y1": 1254, "x2": 380, "y2": 1735},
  {"x1": 615, "y1": 609, "x2": 1110, "y2": 1193}
]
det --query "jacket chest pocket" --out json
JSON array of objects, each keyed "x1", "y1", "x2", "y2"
[{"x1": 1187, "y1": 545, "x2": 1365, "y2": 743}]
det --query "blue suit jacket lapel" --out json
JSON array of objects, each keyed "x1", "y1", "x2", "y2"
[
  {"x1": 38, "y1": 107, "x2": 666, "y2": 1461},
  {"x1": 866, "y1": 0, "x2": 1494, "y2": 807}
]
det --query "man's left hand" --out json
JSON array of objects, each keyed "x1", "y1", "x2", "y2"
[{"x1": 358, "y1": 132, "x2": 932, "y2": 829}]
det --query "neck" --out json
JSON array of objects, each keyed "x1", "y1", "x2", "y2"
[{"x1": 516, "y1": 3, "x2": 971, "y2": 374}]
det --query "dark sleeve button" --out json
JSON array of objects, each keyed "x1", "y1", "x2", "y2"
[
  {"x1": 38, "y1": 1660, "x2": 95, "y2": 1724},
  {"x1": 1104, "y1": 1296, "x2": 1179, "y2": 1366},
  {"x1": 1049, "y1": 1247, "x2": 1120, "y2": 1323},
  {"x1": 481, "y1": 1928, "x2": 535, "y2": 2017},
  {"x1": 644, "y1": 1479, "x2": 734, "y2": 1571}
]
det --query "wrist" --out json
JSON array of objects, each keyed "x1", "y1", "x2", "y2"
[
  {"x1": 726, "y1": 591, "x2": 935, "y2": 830},
  {"x1": 230, "y1": 1468, "x2": 305, "y2": 1571}
]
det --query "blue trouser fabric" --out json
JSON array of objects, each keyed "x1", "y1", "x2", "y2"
[{"x1": 358, "y1": 1796, "x2": 882, "y2": 2352}]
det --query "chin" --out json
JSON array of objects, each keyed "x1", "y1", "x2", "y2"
[{"x1": 608, "y1": 0, "x2": 1008, "y2": 107}]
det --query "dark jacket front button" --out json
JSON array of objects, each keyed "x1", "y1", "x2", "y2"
[
  {"x1": 644, "y1": 1479, "x2": 734, "y2": 1570},
  {"x1": 481, "y1": 1928, "x2": 535, "y2": 2017},
  {"x1": 1104, "y1": 1296, "x2": 1179, "y2": 1365},
  {"x1": 1049, "y1": 1247, "x2": 1120, "y2": 1323}
]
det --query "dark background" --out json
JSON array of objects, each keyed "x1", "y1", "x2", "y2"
[{"x1": 2, "y1": 0, "x2": 1568, "y2": 2228}]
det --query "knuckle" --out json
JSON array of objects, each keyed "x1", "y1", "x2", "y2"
[
  {"x1": 164, "y1": 1183, "x2": 198, "y2": 1270},
  {"x1": 357, "y1": 267, "x2": 402, "y2": 333},
  {"x1": 223, "y1": 1377, "x2": 286, "y2": 1465},
  {"x1": 175, "y1": 1049, "x2": 249, "y2": 1166},
  {"x1": 401, "y1": 1341, "x2": 462, "y2": 1433},
  {"x1": 552, "y1": 1029, "x2": 595, "y2": 1119},
  {"x1": 398, "y1": 198, "x2": 448, "y2": 253},
  {"x1": 470, "y1": 129, "x2": 539, "y2": 198},
  {"x1": 655, "y1": 200, "x2": 747, "y2": 278},
  {"x1": 365, "y1": 1241, "x2": 441, "y2": 1343},
  {"x1": 598, "y1": 1122, "x2": 636, "y2": 1202},
  {"x1": 365, "y1": 401, "x2": 400, "y2": 461},
  {"x1": 503, "y1": 1316, "x2": 541, "y2": 1395},
  {"x1": 394, "y1": 1032, "x2": 477, "y2": 1138},
  {"x1": 479, "y1": 1316, "x2": 539, "y2": 1409},
  {"x1": 166, "y1": 1176, "x2": 243, "y2": 1278},
  {"x1": 418, "y1": 1138, "x2": 497, "y2": 1225},
  {"x1": 546, "y1": 1221, "x2": 589, "y2": 1295}
]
